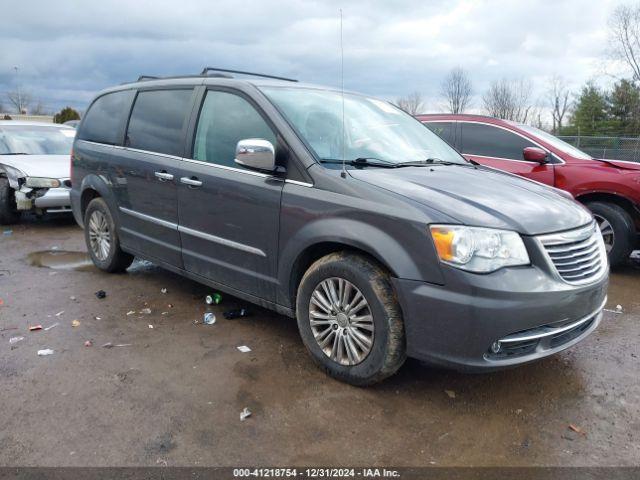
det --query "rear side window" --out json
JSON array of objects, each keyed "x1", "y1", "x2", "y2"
[
  {"x1": 193, "y1": 90, "x2": 276, "y2": 168},
  {"x1": 461, "y1": 122, "x2": 536, "y2": 160},
  {"x1": 77, "y1": 90, "x2": 133, "y2": 145},
  {"x1": 425, "y1": 122, "x2": 455, "y2": 146},
  {"x1": 125, "y1": 89, "x2": 193, "y2": 156}
]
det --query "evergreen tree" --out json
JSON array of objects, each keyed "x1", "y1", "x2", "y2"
[{"x1": 53, "y1": 107, "x2": 80, "y2": 124}]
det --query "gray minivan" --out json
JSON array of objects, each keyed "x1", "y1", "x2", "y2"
[{"x1": 71, "y1": 69, "x2": 609, "y2": 385}]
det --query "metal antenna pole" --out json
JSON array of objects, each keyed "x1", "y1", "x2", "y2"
[{"x1": 340, "y1": 9, "x2": 347, "y2": 179}]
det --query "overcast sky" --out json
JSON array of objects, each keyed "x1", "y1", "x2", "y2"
[{"x1": 0, "y1": 0, "x2": 626, "y2": 116}]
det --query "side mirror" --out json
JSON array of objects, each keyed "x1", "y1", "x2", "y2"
[
  {"x1": 523, "y1": 146, "x2": 548, "y2": 164},
  {"x1": 235, "y1": 138, "x2": 276, "y2": 172}
]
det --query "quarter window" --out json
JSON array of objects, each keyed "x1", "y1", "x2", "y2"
[
  {"x1": 125, "y1": 89, "x2": 193, "y2": 156},
  {"x1": 461, "y1": 122, "x2": 537, "y2": 160},
  {"x1": 193, "y1": 91, "x2": 276, "y2": 168},
  {"x1": 77, "y1": 90, "x2": 134, "y2": 145}
]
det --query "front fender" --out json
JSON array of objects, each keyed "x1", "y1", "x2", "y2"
[{"x1": 277, "y1": 216, "x2": 445, "y2": 308}]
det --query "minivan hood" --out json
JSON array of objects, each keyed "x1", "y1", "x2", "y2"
[
  {"x1": 349, "y1": 165, "x2": 593, "y2": 235},
  {"x1": 0, "y1": 155, "x2": 70, "y2": 179}
]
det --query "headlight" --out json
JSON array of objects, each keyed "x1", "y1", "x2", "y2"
[
  {"x1": 25, "y1": 177, "x2": 61, "y2": 188},
  {"x1": 429, "y1": 225, "x2": 530, "y2": 273}
]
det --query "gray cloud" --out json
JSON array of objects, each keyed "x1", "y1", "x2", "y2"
[{"x1": 0, "y1": 0, "x2": 619, "y2": 114}]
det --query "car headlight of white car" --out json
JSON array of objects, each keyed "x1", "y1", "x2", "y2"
[
  {"x1": 25, "y1": 177, "x2": 61, "y2": 188},
  {"x1": 429, "y1": 225, "x2": 530, "y2": 273}
]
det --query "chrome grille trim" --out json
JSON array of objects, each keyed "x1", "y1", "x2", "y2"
[
  {"x1": 497, "y1": 297, "x2": 606, "y2": 344},
  {"x1": 537, "y1": 222, "x2": 608, "y2": 285}
]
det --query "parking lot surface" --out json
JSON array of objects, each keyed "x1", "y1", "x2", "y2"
[{"x1": 1, "y1": 217, "x2": 639, "y2": 467}]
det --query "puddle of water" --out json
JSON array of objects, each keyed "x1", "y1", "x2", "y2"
[{"x1": 26, "y1": 250, "x2": 95, "y2": 272}]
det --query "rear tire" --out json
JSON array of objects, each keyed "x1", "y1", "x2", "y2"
[
  {"x1": 0, "y1": 178, "x2": 21, "y2": 225},
  {"x1": 295, "y1": 252, "x2": 406, "y2": 386},
  {"x1": 84, "y1": 197, "x2": 134, "y2": 272},
  {"x1": 586, "y1": 201, "x2": 635, "y2": 268}
]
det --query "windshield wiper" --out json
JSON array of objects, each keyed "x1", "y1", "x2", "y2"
[
  {"x1": 319, "y1": 157, "x2": 397, "y2": 168},
  {"x1": 2, "y1": 152, "x2": 29, "y2": 155},
  {"x1": 395, "y1": 158, "x2": 460, "y2": 167}
]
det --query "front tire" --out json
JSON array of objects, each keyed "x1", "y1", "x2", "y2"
[
  {"x1": 0, "y1": 178, "x2": 21, "y2": 225},
  {"x1": 296, "y1": 252, "x2": 406, "y2": 386},
  {"x1": 586, "y1": 201, "x2": 635, "y2": 268},
  {"x1": 84, "y1": 197, "x2": 134, "y2": 272}
]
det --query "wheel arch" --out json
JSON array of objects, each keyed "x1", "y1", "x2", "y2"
[
  {"x1": 78, "y1": 174, "x2": 119, "y2": 225},
  {"x1": 576, "y1": 191, "x2": 640, "y2": 230}
]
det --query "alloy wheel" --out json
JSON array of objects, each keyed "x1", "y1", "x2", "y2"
[
  {"x1": 594, "y1": 214, "x2": 614, "y2": 253},
  {"x1": 308, "y1": 277, "x2": 375, "y2": 366},
  {"x1": 88, "y1": 210, "x2": 111, "y2": 261}
]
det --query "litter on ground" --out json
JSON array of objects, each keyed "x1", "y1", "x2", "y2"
[
  {"x1": 44, "y1": 323, "x2": 59, "y2": 331},
  {"x1": 84, "y1": 340, "x2": 93, "y2": 347},
  {"x1": 240, "y1": 407, "x2": 252, "y2": 421},
  {"x1": 95, "y1": 290, "x2": 107, "y2": 299},
  {"x1": 445, "y1": 390, "x2": 456, "y2": 399},
  {"x1": 148, "y1": 324, "x2": 154, "y2": 329},
  {"x1": 29, "y1": 325, "x2": 43, "y2": 331},
  {"x1": 604, "y1": 304, "x2": 624, "y2": 314},
  {"x1": 9, "y1": 336, "x2": 24, "y2": 344},
  {"x1": 126, "y1": 311, "x2": 135, "y2": 316},
  {"x1": 204, "y1": 312, "x2": 216, "y2": 325},
  {"x1": 568, "y1": 424, "x2": 586, "y2": 436},
  {"x1": 101, "y1": 342, "x2": 132, "y2": 348},
  {"x1": 71, "y1": 320, "x2": 81, "y2": 327},
  {"x1": 205, "y1": 293, "x2": 222, "y2": 305},
  {"x1": 161, "y1": 288, "x2": 167, "y2": 294},
  {"x1": 55, "y1": 311, "x2": 65, "y2": 317},
  {"x1": 237, "y1": 345, "x2": 251, "y2": 353},
  {"x1": 37, "y1": 349, "x2": 54, "y2": 356},
  {"x1": 224, "y1": 308, "x2": 250, "y2": 320},
  {"x1": 140, "y1": 308, "x2": 152, "y2": 315}
]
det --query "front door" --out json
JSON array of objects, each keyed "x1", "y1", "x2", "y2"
[
  {"x1": 459, "y1": 121, "x2": 555, "y2": 185},
  {"x1": 176, "y1": 89, "x2": 283, "y2": 301},
  {"x1": 117, "y1": 88, "x2": 195, "y2": 267}
]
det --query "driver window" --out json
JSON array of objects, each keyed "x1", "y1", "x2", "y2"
[{"x1": 193, "y1": 91, "x2": 276, "y2": 168}]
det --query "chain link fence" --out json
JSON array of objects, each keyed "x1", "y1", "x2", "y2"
[{"x1": 558, "y1": 135, "x2": 640, "y2": 162}]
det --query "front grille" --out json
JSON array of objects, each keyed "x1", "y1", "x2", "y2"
[{"x1": 538, "y1": 222, "x2": 607, "y2": 285}]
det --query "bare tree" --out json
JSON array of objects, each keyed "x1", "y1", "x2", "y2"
[
  {"x1": 547, "y1": 75, "x2": 571, "y2": 133},
  {"x1": 6, "y1": 89, "x2": 32, "y2": 114},
  {"x1": 30, "y1": 100, "x2": 47, "y2": 115},
  {"x1": 482, "y1": 78, "x2": 533, "y2": 122},
  {"x1": 396, "y1": 91, "x2": 424, "y2": 115},
  {"x1": 440, "y1": 67, "x2": 473, "y2": 113},
  {"x1": 609, "y1": 4, "x2": 640, "y2": 82}
]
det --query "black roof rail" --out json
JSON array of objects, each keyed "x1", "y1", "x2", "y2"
[
  {"x1": 137, "y1": 75, "x2": 160, "y2": 81},
  {"x1": 200, "y1": 67, "x2": 298, "y2": 82}
]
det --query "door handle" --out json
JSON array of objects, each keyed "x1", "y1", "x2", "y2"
[
  {"x1": 180, "y1": 176, "x2": 203, "y2": 187},
  {"x1": 155, "y1": 171, "x2": 174, "y2": 182}
]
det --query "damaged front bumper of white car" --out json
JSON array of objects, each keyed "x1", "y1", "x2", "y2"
[{"x1": 4, "y1": 166, "x2": 71, "y2": 214}]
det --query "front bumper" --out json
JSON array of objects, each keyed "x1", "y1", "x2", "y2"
[
  {"x1": 33, "y1": 187, "x2": 71, "y2": 212},
  {"x1": 392, "y1": 261, "x2": 608, "y2": 371}
]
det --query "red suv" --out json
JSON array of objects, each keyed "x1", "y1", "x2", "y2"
[{"x1": 417, "y1": 114, "x2": 640, "y2": 267}]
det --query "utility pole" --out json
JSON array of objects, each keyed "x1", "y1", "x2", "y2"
[{"x1": 14, "y1": 66, "x2": 22, "y2": 114}]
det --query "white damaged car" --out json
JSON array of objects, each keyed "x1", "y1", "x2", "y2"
[{"x1": 0, "y1": 121, "x2": 75, "y2": 224}]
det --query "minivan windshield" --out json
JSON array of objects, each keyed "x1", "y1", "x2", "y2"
[
  {"x1": 260, "y1": 86, "x2": 467, "y2": 165},
  {"x1": 0, "y1": 125, "x2": 75, "y2": 155},
  {"x1": 518, "y1": 125, "x2": 592, "y2": 160}
]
